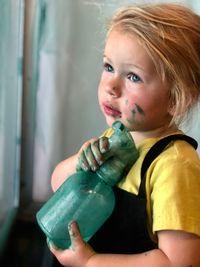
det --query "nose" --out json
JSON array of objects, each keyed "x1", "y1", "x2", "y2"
[{"x1": 106, "y1": 77, "x2": 122, "y2": 98}]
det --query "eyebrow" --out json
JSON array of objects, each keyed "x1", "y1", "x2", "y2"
[
  {"x1": 103, "y1": 55, "x2": 146, "y2": 73},
  {"x1": 125, "y1": 63, "x2": 146, "y2": 72}
]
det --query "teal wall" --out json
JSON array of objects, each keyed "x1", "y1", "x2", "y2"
[{"x1": 0, "y1": 0, "x2": 24, "y2": 253}]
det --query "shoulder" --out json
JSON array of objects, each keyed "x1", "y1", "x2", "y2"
[
  {"x1": 147, "y1": 133, "x2": 200, "y2": 173},
  {"x1": 147, "y1": 135, "x2": 200, "y2": 190}
]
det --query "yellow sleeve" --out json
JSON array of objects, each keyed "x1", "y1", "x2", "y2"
[
  {"x1": 100, "y1": 128, "x2": 114, "y2": 138},
  {"x1": 150, "y1": 153, "x2": 200, "y2": 237}
]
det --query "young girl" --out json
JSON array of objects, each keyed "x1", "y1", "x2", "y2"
[{"x1": 48, "y1": 3, "x2": 200, "y2": 267}]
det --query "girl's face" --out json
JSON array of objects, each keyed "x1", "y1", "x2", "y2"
[{"x1": 98, "y1": 29, "x2": 172, "y2": 132}]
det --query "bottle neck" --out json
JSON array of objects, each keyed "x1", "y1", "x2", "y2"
[{"x1": 96, "y1": 158, "x2": 125, "y2": 186}]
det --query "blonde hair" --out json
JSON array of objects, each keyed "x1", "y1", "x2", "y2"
[{"x1": 107, "y1": 3, "x2": 200, "y2": 125}]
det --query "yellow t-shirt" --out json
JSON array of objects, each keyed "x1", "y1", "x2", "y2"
[{"x1": 103, "y1": 128, "x2": 200, "y2": 242}]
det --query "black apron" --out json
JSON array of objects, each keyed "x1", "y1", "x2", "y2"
[{"x1": 89, "y1": 134, "x2": 198, "y2": 254}]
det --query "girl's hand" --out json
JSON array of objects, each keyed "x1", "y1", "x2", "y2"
[
  {"x1": 76, "y1": 136, "x2": 109, "y2": 172},
  {"x1": 49, "y1": 221, "x2": 96, "y2": 267}
]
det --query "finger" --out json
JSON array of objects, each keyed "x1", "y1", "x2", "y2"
[
  {"x1": 76, "y1": 138, "x2": 98, "y2": 171},
  {"x1": 47, "y1": 238, "x2": 62, "y2": 254},
  {"x1": 77, "y1": 150, "x2": 91, "y2": 171},
  {"x1": 91, "y1": 140, "x2": 104, "y2": 165},
  {"x1": 68, "y1": 221, "x2": 83, "y2": 251},
  {"x1": 99, "y1": 136, "x2": 109, "y2": 154},
  {"x1": 84, "y1": 144, "x2": 99, "y2": 171}
]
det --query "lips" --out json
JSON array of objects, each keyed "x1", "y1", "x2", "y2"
[{"x1": 103, "y1": 103, "x2": 121, "y2": 117}]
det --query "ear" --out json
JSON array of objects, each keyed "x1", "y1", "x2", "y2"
[{"x1": 167, "y1": 95, "x2": 193, "y2": 117}]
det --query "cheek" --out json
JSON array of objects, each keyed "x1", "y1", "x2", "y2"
[
  {"x1": 98, "y1": 76, "x2": 106, "y2": 97},
  {"x1": 123, "y1": 99, "x2": 134, "y2": 116},
  {"x1": 97, "y1": 82, "x2": 103, "y2": 102},
  {"x1": 123, "y1": 99, "x2": 145, "y2": 125},
  {"x1": 124, "y1": 98, "x2": 145, "y2": 116}
]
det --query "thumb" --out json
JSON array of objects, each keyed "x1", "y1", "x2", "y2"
[{"x1": 68, "y1": 221, "x2": 84, "y2": 250}]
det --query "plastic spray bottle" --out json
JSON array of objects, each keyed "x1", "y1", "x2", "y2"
[{"x1": 36, "y1": 121, "x2": 139, "y2": 249}]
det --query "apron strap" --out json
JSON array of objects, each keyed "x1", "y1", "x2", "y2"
[{"x1": 138, "y1": 134, "x2": 198, "y2": 198}]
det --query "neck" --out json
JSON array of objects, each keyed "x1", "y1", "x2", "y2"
[{"x1": 130, "y1": 124, "x2": 179, "y2": 145}]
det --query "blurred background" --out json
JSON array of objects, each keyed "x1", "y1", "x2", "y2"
[{"x1": 0, "y1": 0, "x2": 199, "y2": 266}]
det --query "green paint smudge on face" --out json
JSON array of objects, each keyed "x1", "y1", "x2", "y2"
[
  {"x1": 131, "y1": 109, "x2": 136, "y2": 115},
  {"x1": 126, "y1": 109, "x2": 137, "y2": 125},
  {"x1": 126, "y1": 103, "x2": 144, "y2": 125},
  {"x1": 135, "y1": 103, "x2": 145, "y2": 116}
]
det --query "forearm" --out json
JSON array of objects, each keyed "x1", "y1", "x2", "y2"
[
  {"x1": 51, "y1": 154, "x2": 79, "y2": 191},
  {"x1": 87, "y1": 232, "x2": 200, "y2": 267},
  {"x1": 86, "y1": 249, "x2": 171, "y2": 267},
  {"x1": 49, "y1": 222, "x2": 200, "y2": 267}
]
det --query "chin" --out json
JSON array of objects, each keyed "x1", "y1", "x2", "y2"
[{"x1": 105, "y1": 116, "x2": 120, "y2": 128}]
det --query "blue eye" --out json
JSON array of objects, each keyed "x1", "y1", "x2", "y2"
[
  {"x1": 127, "y1": 73, "x2": 141, "y2": 82},
  {"x1": 104, "y1": 63, "x2": 114, "y2": 73}
]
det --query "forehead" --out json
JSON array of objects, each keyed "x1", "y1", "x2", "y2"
[{"x1": 104, "y1": 29, "x2": 157, "y2": 74}]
